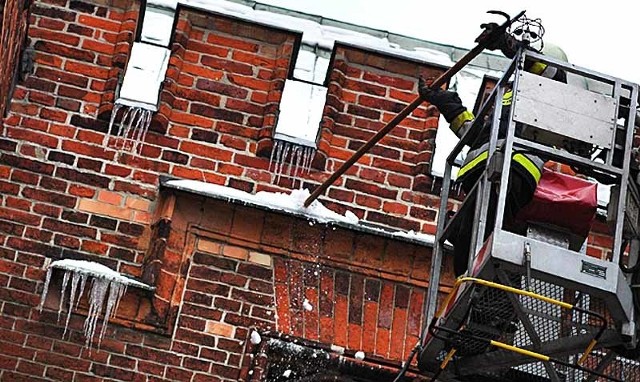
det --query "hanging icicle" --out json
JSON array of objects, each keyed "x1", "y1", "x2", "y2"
[
  {"x1": 38, "y1": 259, "x2": 153, "y2": 348},
  {"x1": 105, "y1": 103, "x2": 154, "y2": 155},
  {"x1": 268, "y1": 138, "x2": 316, "y2": 187}
]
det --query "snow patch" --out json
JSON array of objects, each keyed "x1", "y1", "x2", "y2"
[
  {"x1": 330, "y1": 344, "x2": 345, "y2": 354},
  {"x1": 302, "y1": 298, "x2": 313, "y2": 311},
  {"x1": 282, "y1": 369, "x2": 292, "y2": 378},
  {"x1": 354, "y1": 351, "x2": 365, "y2": 360},
  {"x1": 250, "y1": 330, "x2": 262, "y2": 345},
  {"x1": 48, "y1": 259, "x2": 150, "y2": 289},
  {"x1": 180, "y1": 0, "x2": 460, "y2": 68},
  {"x1": 165, "y1": 180, "x2": 359, "y2": 225}
]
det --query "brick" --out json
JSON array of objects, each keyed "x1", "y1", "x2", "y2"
[
  {"x1": 21, "y1": 187, "x2": 76, "y2": 208},
  {"x1": 359, "y1": 94, "x2": 406, "y2": 113},
  {"x1": 231, "y1": 288, "x2": 274, "y2": 307},
  {"x1": 35, "y1": 66, "x2": 89, "y2": 88},
  {"x1": 68, "y1": 0, "x2": 96, "y2": 13},
  {"x1": 1, "y1": 154, "x2": 54, "y2": 175},
  {"x1": 207, "y1": 34, "x2": 258, "y2": 52},
  {"x1": 17, "y1": 360, "x2": 46, "y2": 376},
  {"x1": 349, "y1": 274, "x2": 365, "y2": 326},
  {"x1": 248, "y1": 252, "x2": 271, "y2": 267},
  {"x1": 222, "y1": 245, "x2": 248, "y2": 261},
  {"x1": 55, "y1": 167, "x2": 110, "y2": 188},
  {"x1": 81, "y1": 39, "x2": 114, "y2": 54},
  {"x1": 205, "y1": 321, "x2": 235, "y2": 337},
  {"x1": 31, "y1": 4, "x2": 74, "y2": 19},
  {"x1": 196, "y1": 79, "x2": 249, "y2": 99},
  {"x1": 104, "y1": 163, "x2": 132, "y2": 178},
  {"x1": 334, "y1": 295, "x2": 348, "y2": 347},
  {"x1": 11, "y1": 168, "x2": 40, "y2": 185},
  {"x1": 97, "y1": 189, "x2": 123, "y2": 205},
  {"x1": 47, "y1": 151, "x2": 75, "y2": 165},
  {"x1": 78, "y1": 15, "x2": 121, "y2": 32},
  {"x1": 362, "y1": 72, "x2": 414, "y2": 90},
  {"x1": 0, "y1": 207, "x2": 41, "y2": 226},
  {"x1": 78, "y1": 199, "x2": 131, "y2": 220},
  {"x1": 70, "y1": 114, "x2": 110, "y2": 132},
  {"x1": 389, "y1": 307, "x2": 407, "y2": 360},
  {"x1": 62, "y1": 140, "x2": 115, "y2": 160},
  {"x1": 191, "y1": 128, "x2": 219, "y2": 144},
  {"x1": 378, "y1": 282, "x2": 394, "y2": 329},
  {"x1": 68, "y1": 185, "x2": 95, "y2": 198},
  {"x1": 166, "y1": 367, "x2": 194, "y2": 381},
  {"x1": 76, "y1": 153, "x2": 103, "y2": 171},
  {"x1": 125, "y1": 344, "x2": 181, "y2": 366},
  {"x1": 35, "y1": 352, "x2": 91, "y2": 372},
  {"x1": 43, "y1": 217, "x2": 97, "y2": 238},
  {"x1": 227, "y1": 75, "x2": 271, "y2": 93}
]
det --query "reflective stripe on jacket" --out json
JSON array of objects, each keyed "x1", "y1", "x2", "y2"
[{"x1": 453, "y1": 90, "x2": 544, "y2": 186}]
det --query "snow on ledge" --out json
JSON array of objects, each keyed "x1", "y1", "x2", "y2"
[
  {"x1": 50, "y1": 259, "x2": 153, "y2": 290},
  {"x1": 162, "y1": 178, "x2": 435, "y2": 246}
]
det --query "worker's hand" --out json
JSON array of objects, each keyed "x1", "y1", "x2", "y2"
[
  {"x1": 475, "y1": 22, "x2": 503, "y2": 50},
  {"x1": 417, "y1": 76, "x2": 466, "y2": 123},
  {"x1": 418, "y1": 76, "x2": 448, "y2": 105},
  {"x1": 475, "y1": 22, "x2": 518, "y2": 57}
]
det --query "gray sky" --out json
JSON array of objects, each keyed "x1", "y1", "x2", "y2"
[{"x1": 260, "y1": 0, "x2": 640, "y2": 85}]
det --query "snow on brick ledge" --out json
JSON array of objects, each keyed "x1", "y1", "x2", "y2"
[
  {"x1": 38, "y1": 259, "x2": 154, "y2": 349},
  {"x1": 161, "y1": 177, "x2": 435, "y2": 246}
]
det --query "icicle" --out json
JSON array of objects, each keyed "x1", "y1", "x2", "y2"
[
  {"x1": 120, "y1": 107, "x2": 139, "y2": 149},
  {"x1": 273, "y1": 140, "x2": 284, "y2": 176},
  {"x1": 63, "y1": 272, "x2": 81, "y2": 338},
  {"x1": 286, "y1": 145, "x2": 300, "y2": 178},
  {"x1": 274, "y1": 141, "x2": 287, "y2": 184},
  {"x1": 99, "y1": 281, "x2": 124, "y2": 346},
  {"x1": 303, "y1": 146, "x2": 315, "y2": 174},
  {"x1": 131, "y1": 109, "x2": 153, "y2": 155},
  {"x1": 269, "y1": 140, "x2": 281, "y2": 172},
  {"x1": 105, "y1": 103, "x2": 122, "y2": 146},
  {"x1": 277, "y1": 142, "x2": 291, "y2": 184},
  {"x1": 38, "y1": 260, "x2": 153, "y2": 350},
  {"x1": 109, "y1": 104, "x2": 155, "y2": 155},
  {"x1": 112, "y1": 284, "x2": 127, "y2": 319},
  {"x1": 75, "y1": 273, "x2": 87, "y2": 310},
  {"x1": 292, "y1": 145, "x2": 304, "y2": 188},
  {"x1": 83, "y1": 278, "x2": 96, "y2": 336},
  {"x1": 38, "y1": 267, "x2": 53, "y2": 312},
  {"x1": 85, "y1": 278, "x2": 109, "y2": 349},
  {"x1": 57, "y1": 270, "x2": 71, "y2": 324},
  {"x1": 116, "y1": 107, "x2": 132, "y2": 142}
]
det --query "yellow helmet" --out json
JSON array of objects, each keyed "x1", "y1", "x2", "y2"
[{"x1": 541, "y1": 43, "x2": 568, "y2": 63}]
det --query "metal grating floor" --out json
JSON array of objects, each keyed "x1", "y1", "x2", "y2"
[{"x1": 432, "y1": 272, "x2": 640, "y2": 381}]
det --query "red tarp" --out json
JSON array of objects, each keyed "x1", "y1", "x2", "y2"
[{"x1": 516, "y1": 169, "x2": 598, "y2": 237}]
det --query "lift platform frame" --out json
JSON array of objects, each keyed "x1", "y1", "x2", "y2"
[{"x1": 420, "y1": 47, "x2": 640, "y2": 381}]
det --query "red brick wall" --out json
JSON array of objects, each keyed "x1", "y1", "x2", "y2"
[
  {"x1": 317, "y1": 44, "x2": 447, "y2": 235},
  {"x1": 1, "y1": 184, "x2": 453, "y2": 381},
  {"x1": 0, "y1": 0, "x2": 619, "y2": 380}
]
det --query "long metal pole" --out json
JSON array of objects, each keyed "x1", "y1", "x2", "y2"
[{"x1": 303, "y1": 11, "x2": 524, "y2": 208}]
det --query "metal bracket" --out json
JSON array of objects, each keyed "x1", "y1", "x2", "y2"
[{"x1": 523, "y1": 242, "x2": 532, "y2": 291}]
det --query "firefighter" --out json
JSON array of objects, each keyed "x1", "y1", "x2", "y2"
[{"x1": 419, "y1": 29, "x2": 568, "y2": 277}]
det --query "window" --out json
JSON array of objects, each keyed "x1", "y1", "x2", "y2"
[{"x1": 274, "y1": 49, "x2": 330, "y2": 147}]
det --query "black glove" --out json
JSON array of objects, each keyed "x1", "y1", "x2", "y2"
[
  {"x1": 418, "y1": 77, "x2": 466, "y2": 123},
  {"x1": 475, "y1": 22, "x2": 519, "y2": 58}
]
